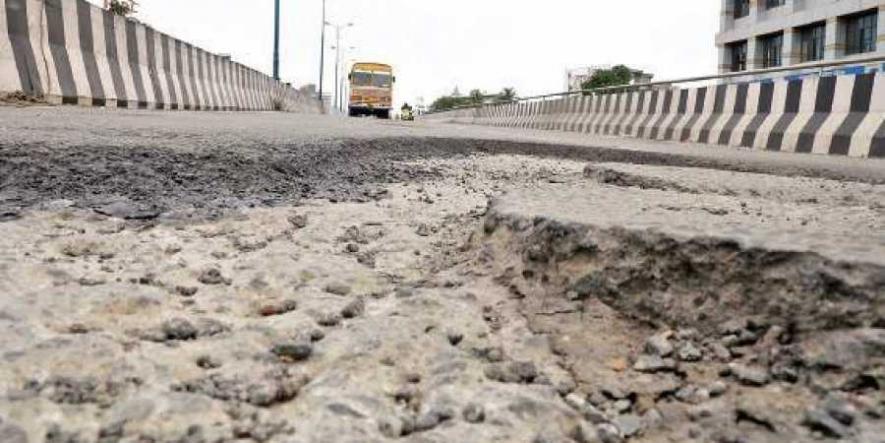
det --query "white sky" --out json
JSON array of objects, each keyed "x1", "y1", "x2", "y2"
[{"x1": 92, "y1": 0, "x2": 720, "y2": 107}]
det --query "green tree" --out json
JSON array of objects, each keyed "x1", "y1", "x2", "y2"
[
  {"x1": 108, "y1": 0, "x2": 138, "y2": 16},
  {"x1": 431, "y1": 87, "x2": 510, "y2": 112},
  {"x1": 469, "y1": 89, "x2": 485, "y2": 105},
  {"x1": 498, "y1": 87, "x2": 517, "y2": 103},
  {"x1": 430, "y1": 95, "x2": 465, "y2": 113},
  {"x1": 581, "y1": 65, "x2": 634, "y2": 94}
]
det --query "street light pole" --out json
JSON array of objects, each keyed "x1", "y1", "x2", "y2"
[
  {"x1": 339, "y1": 63, "x2": 347, "y2": 112},
  {"x1": 338, "y1": 50, "x2": 355, "y2": 112},
  {"x1": 328, "y1": 22, "x2": 353, "y2": 114},
  {"x1": 318, "y1": 0, "x2": 326, "y2": 103},
  {"x1": 333, "y1": 27, "x2": 341, "y2": 113},
  {"x1": 341, "y1": 54, "x2": 360, "y2": 111},
  {"x1": 273, "y1": 0, "x2": 280, "y2": 80}
]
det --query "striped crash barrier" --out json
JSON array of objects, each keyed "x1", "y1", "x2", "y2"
[
  {"x1": 0, "y1": 0, "x2": 321, "y2": 113},
  {"x1": 424, "y1": 72, "x2": 885, "y2": 158}
]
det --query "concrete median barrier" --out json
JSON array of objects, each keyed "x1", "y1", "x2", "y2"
[
  {"x1": 0, "y1": 0, "x2": 320, "y2": 112},
  {"x1": 424, "y1": 73, "x2": 885, "y2": 158}
]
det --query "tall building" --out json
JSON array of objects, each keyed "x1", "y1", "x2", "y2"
[{"x1": 716, "y1": 0, "x2": 884, "y2": 73}]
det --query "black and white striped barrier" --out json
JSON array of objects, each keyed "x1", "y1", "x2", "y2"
[
  {"x1": 425, "y1": 73, "x2": 885, "y2": 158},
  {"x1": 0, "y1": 0, "x2": 321, "y2": 113}
]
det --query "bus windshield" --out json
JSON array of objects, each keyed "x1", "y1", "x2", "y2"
[
  {"x1": 351, "y1": 72, "x2": 373, "y2": 87},
  {"x1": 372, "y1": 74, "x2": 392, "y2": 88},
  {"x1": 352, "y1": 72, "x2": 392, "y2": 88}
]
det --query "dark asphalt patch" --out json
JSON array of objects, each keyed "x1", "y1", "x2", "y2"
[{"x1": 1, "y1": 136, "x2": 879, "y2": 219}]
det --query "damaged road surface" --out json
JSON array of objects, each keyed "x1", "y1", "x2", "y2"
[{"x1": 0, "y1": 108, "x2": 883, "y2": 443}]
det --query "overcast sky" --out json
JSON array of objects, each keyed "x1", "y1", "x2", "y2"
[{"x1": 93, "y1": 0, "x2": 720, "y2": 107}]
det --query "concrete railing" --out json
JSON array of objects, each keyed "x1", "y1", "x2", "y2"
[
  {"x1": 423, "y1": 59, "x2": 885, "y2": 158},
  {"x1": 0, "y1": 0, "x2": 321, "y2": 113}
]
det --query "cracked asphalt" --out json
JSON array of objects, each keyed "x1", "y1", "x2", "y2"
[{"x1": 0, "y1": 106, "x2": 882, "y2": 443}]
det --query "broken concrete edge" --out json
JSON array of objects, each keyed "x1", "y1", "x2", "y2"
[{"x1": 478, "y1": 203, "x2": 884, "y2": 336}]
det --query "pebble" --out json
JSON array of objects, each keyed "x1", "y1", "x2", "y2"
[
  {"x1": 446, "y1": 331, "x2": 464, "y2": 346},
  {"x1": 556, "y1": 378, "x2": 578, "y2": 396},
  {"x1": 271, "y1": 343, "x2": 313, "y2": 362},
  {"x1": 708, "y1": 381, "x2": 728, "y2": 397},
  {"x1": 416, "y1": 224, "x2": 432, "y2": 237},
  {"x1": 676, "y1": 342, "x2": 703, "y2": 362},
  {"x1": 395, "y1": 287, "x2": 415, "y2": 298},
  {"x1": 642, "y1": 408, "x2": 664, "y2": 429},
  {"x1": 803, "y1": 409, "x2": 850, "y2": 439},
  {"x1": 357, "y1": 253, "x2": 376, "y2": 268},
  {"x1": 603, "y1": 386, "x2": 628, "y2": 400},
  {"x1": 675, "y1": 385, "x2": 710, "y2": 404},
  {"x1": 378, "y1": 416, "x2": 408, "y2": 438},
  {"x1": 345, "y1": 243, "x2": 360, "y2": 253},
  {"x1": 728, "y1": 363, "x2": 770, "y2": 386},
  {"x1": 175, "y1": 286, "x2": 199, "y2": 297},
  {"x1": 596, "y1": 423, "x2": 624, "y2": 443},
  {"x1": 404, "y1": 373, "x2": 422, "y2": 384},
  {"x1": 633, "y1": 355, "x2": 676, "y2": 373},
  {"x1": 66, "y1": 323, "x2": 90, "y2": 334},
  {"x1": 709, "y1": 343, "x2": 732, "y2": 361},
  {"x1": 676, "y1": 329, "x2": 698, "y2": 340},
  {"x1": 564, "y1": 392, "x2": 588, "y2": 410},
  {"x1": 565, "y1": 393, "x2": 607, "y2": 424},
  {"x1": 414, "y1": 408, "x2": 453, "y2": 432},
  {"x1": 258, "y1": 300, "x2": 298, "y2": 317},
  {"x1": 78, "y1": 277, "x2": 106, "y2": 287},
  {"x1": 644, "y1": 332, "x2": 674, "y2": 357},
  {"x1": 569, "y1": 423, "x2": 601, "y2": 443},
  {"x1": 770, "y1": 363, "x2": 800, "y2": 383},
  {"x1": 198, "y1": 268, "x2": 230, "y2": 285},
  {"x1": 287, "y1": 214, "x2": 308, "y2": 229},
  {"x1": 341, "y1": 298, "x2": 365, "y2": 319},
  {"x1": 196, "y1": 355, "x2": 222, "y2": 369},
  {"x1": 588, "y1": 392, "x2": 608, "y2": 407},
  {"x1": 462, "y1": 403, "x2": 486, "y2": 424},
  {"x1": 719, "y1": 319, "x2": 747, "y2": 336},
  {"x1": 614, "y1": 414, "x2": 643, "y2": 438},
  {"x1": 721, "y1": 334, "x2": 741, "y2": 348},
  {"x1": 613, "y1": 399, "x2": 632, "y2": 413},
  {"x1": 484, "y1": 361, "x2": 539, "y2": 384},
  {"x1": 309, "y1": 329, "x2": 326, "y2": 342},
  {"x1": 325, "y1": 283, "x2": 352, "y2": 296},
  {"x1": 317, "y1": 312, "x2": 342, "y2": 327},
  {"x1": 192, "y1": 319, "x2": 227, "y2": 338},
  {"x1": 823, "y1": 396, "x2": 857, "y2": 426},
  {"x1": 162, "y1": 318, "x2": 198, "y2": 341}
]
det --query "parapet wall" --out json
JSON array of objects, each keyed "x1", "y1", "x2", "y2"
[
  {"x1": 0, "y1": 0, "x2": 321, "y2": 113},
  {"x1": 424, "y1": 73, "x2": 885, "y2": 158}
]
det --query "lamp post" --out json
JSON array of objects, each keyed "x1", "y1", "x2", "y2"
[
  {"x1": 331, "y1": 50, "x2": 356, "y2": 112},
  {"x1": 328, "y1": 22, "x2": 353, "y2": 113},
  {"x1": 339, "y1": 56, "x2": 356, "y2": 112},
  {"x1": 273, "y1": 0, "x2": 280, "y2": 80},
  {"x1": 318, "y1": 0, "x2": 326, "y2": 102}
]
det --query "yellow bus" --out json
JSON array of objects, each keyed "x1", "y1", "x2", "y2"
[{"x1": 348, "y1": 62, "x2": 394, "y2": 119}]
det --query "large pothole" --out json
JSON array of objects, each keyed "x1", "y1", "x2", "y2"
[{"x1": 469, "y1": 163, "x2": 884, "y2": 442}]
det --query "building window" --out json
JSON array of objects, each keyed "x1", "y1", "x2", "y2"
[
  {"x1": 845, "y1": 10, "x2": 878, "y2": 55},
  {"x1": 734, "y1": 0, "x2": 750, "y2": 19},
  {"x1": 765, "y1": 0, "x2": 785, "y2": 10},
  {"x1": 729, "y1": 41, "x2": 748, "y2": 72},
  {"x1": 799, "y1": 22, "x2": 826, "y2": 62},
  {"x1": 761, "y1": 33, "x2": 783, "y2": 68}
]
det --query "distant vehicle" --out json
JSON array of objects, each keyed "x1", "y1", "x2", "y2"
[
  {"x1": 348, "y1": 62, "x2": 395, "y2": 119},
  {"x1": 401, "y1": 103, "x2": 414, "y2": 121}
]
